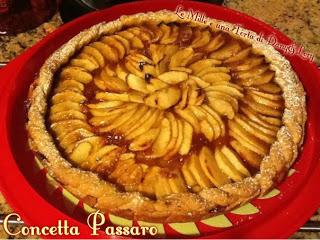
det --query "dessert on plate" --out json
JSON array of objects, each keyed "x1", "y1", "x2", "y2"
[{"x1": 27, "y1": 10, "x2": 306, "y2": 222}]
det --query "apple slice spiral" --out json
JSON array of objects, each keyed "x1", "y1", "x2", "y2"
[{"x1": 48, "y1": 22, "x2": 285, "y2": 200}]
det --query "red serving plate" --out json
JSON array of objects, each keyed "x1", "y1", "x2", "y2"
[{"x1": 1, "y1": 0, "x2": 320, "y2": 238}]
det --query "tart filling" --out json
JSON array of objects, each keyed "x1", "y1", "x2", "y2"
[{"x1": 27, "y1": 10, "x2": 306, "y2": 222}]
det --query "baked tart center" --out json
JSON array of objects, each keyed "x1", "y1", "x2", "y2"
[{"x1": 48, "y1": 22, "x2": 285, "y2": 199}]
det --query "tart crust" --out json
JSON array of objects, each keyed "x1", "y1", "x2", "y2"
[{"x1": 27, "y1": 10, "x2": 306, "y2": 222}]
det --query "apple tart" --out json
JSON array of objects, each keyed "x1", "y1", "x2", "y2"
[{"x1": 27, "y1": 11, "x2": 306, "y2": 222}]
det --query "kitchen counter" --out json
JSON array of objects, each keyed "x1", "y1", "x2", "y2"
[
  {"x1": 0, "y1": 1, "x2": 320, "y2": 238},
  {"x1": 0, "y1": 14, "x2": 62, "y2": 62},
  {"x1": 224, "y1": 0, "x2": 320, "y2": 65}
]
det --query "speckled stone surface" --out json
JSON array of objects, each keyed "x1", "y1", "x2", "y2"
[
  {"x1": 0, "y1": 14, "x2": 62, "y2": 62},
  {"x1": 224, "y1": 0, "x2": 320, "y2": 65},
  {"x1": 0, "y1": 3, "x2": 319, "y2": 238}
]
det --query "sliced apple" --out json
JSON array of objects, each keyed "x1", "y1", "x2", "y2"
[
  {"x1": 191, "y1": 30, "x2": 211, "y2": 48},
  {"x1": 49, "y1": 110, "x2": 86, "y2": 122},
  {"x1": 95, "y1": 92, "x2": 129, "y2": 103},
  {"x1": 126, "y1": 74, "x2": 149, "y2": 94},
  {"x1": 51, "y1": 91, "x2": 86, "y2": 105},
  {"x1": 125, "y1": 108, "x2": 156, "y2": 135},
  {"x1": 125, "y1": 59, "x2": 145, "y2": 78},
  {"x1": 238, "y1": 71, "x2": 274, "y2": 86},
  {"x1": 127, "y1": 26, "x2": 152, "y2": 41},
  {"x1": 179, "y1": 120, "x2": 193, "y2": 155},
  {"x1": 166, "y1": 118, "x2": 184, "y2": 158},
  {"x1": 129, "y1": 128, "x2": 160, "y2": 151},
  {"x1": 77, "y1": 53, "x2": 99, "y2": 69},
  {"x1": 190, "y1": 75, "x2": 210, "y2": 89},
  {"x1": 175, "y1": 83, "x2": 189, "y2": 109},
  {"x1": 201, "y1": 72, "x2": 231, "y2": 83},
  {"x1": 209, "y1": 41, "x2": 241, "y2": 60},
  {"x1": 70, "y1": 141, "x2": 92, "y2": 165},
  {"x1": 201, "y1": 104, "x2": 225, "y2": 136},
  {"x1": 51, "y1": 119, "x2": 91, "y2": 139},
  {"x1": 95, "y1": 74, "x2": 129, "y2": 92},
  {"x1": 54, "y1": 80, "x2": 84, "y2": 94},
  {"x1": 206, "y1": 91, "x2": 238, "y2": 112},
  {"x1": 156, "y1": 45, "x2": 179, "y2": 74},
  {"x1": 224, "y1": 47, "x2": 251, "y2": 63},
  {"x1": 200, "y1": 119, "x2": 215, "y2": 141},
  {"x1": 237, "y1": 65, "x2": 269, "y2": 79},
  {"x1": 189, "y1": 106, "x2": 215, "y2": 141},
  {"x1": 86, "y1": 144, "x2": 119, "y2": 167},
  {"x1": 97, "y1": 108, "x2": 137, "y2": 133},
  {"x1": 169, "y1": 47, "x2": 194, "y2": 69},
  {"x1": 188, "y1": 154, "x2": 212, "y2": 188},
  {"x1": 115, "y1": 63, "x2": 129, "y2": 81},
  {"x1": 184, "y1": 83, "x2": 198, "y2": 106},
  {"x1": 242, "y1": 98, "x2": 282, "y2": 117},
  {"x1": 101, "y1": 63, "x2": 115, "y2": 76},
  {"x1": 221, "y1": 145, "x2": 250, "y2": 177},
  {"x1": 175, "y1": 108, "x2": 200, "y2": 133},
  {"x1": 90, "y1": 42, "x2": 118, "y2": 62},
  {"x1": 248, "y1": 92, "x2": 283, "y2": 109},
  {"x1": 149, "y1": 44, "x2": 165, "y2": 64},
  {"x1": 181, "y1": 160, "x2": 198, "y2": 191},
  {"x1": 129, "y1": 53, "x2": 153, "y2": 65},
  {"x1": 146, "y1": 78, "x2": 169, "y2": 92},
  {"x1": 110, "y1": 159, "x2": 143, "y2": 186},
  {"x1": 234, "y1": 56, "x2": 264, "y2": 71},
  {"x1": 93, "y1": 147, "x2": 122, "y2": 174},
  {"x1": 70, "y1": 58, "x2": 99, "y2": 72},
  {"x1": 189, "y1": 59, "x2": 222, "y2": 75},
  {"x1": 259, "y1": 114, "x2": 282, "y2": 126},
  {"x1": 196, "y1": 66, "x2": 230, "y2": 77},
  {"x1": 203, "y1": 33, "x2": 225, "y2": 53},
  {"x1": 235, "y1": 114, "x2": 275, "y2": 144},
  {"x1": 113, "y1": 35, "x2": 130, "y2": 53},
  {"x1": 215, "y1": 148, "x2": 243, "y2": 181},
  {"x1": 208, "y1": 98, "x2": 235, "y2": 119},
  {"x1": 206, "y1": 83, "x2": 243, "y2": 98},
  {"x1": 89, "y1": 103, "x2": 137, "y2": 118},
  {"x1": 118, "y1": 106, "x2": 149, "y2": 133},
  {"x1": 257, "y1": 83, "x2": 281, "y2": 94},
  {"x1": 240, "y1": 106, "x2": 279, "y2": 131},
  {"x1": 82, "y1": 45, "x2": 105, "y2": 67},
  {"x1": 117, "y1": 31, "x2": 144, "y2": 49},
  {"x1": 87, "y1": 100, "x2": 124, "y2": 109},
  {"x1": 154, "y1": 172, "x2": 172, "y2": 198},
  {"x1": 248, "y1": 89, "x2": 282, "y2": 101},
  {"x1": 200, "y1": 147, "x2": 230, "y2": 186},
  {"x1": 155, "y1": 87, "x2": 181, "y2": 109},
  {"x1": 101, "y1": 36, "x2": 126, "y2": 59},
  {"x1": 163, "y1": 113, "x2": 179, "y2": 153},
  {"x1": 195, "y1": 106, "x2": 222, "y2": 139},
  {"x1": 126, "y1": 110, "x2": 163, "y2": 140},
  {"x1": 169, "y1": 67, "x2": 193, "y2": 74},
  {"x1": 60, "y1": 128, "x2": 94, "y2": 150},
  {"x1": 50, "y1": 101, "x2": 82, "y2": 114},
  {"x1": 138, "y1": 167, "x2": 158, "y2": 196},
  {"x1": 168, "y1": 171, "x2": 187, "y2": 193},
  {"x1": 158, "y1": 71, "x2": 188, "y2": 84},
  {"x1": 89, "y1": 114, "x2": 121, "y2": 127},
  {"x1": 230, "y1": 140, "x2": 262, "y2": 169},
  {"x1": 228, "y1": 120, "x2": 268, "y2": 155},
  {"x1": 151, "y1": 118, "x2": 171, "y2": 155},
  {"x1": 159, "y1": 24, "x2": 179, "y2": 44}
]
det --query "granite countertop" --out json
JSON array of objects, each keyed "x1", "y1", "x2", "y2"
[{"x1": 0, "y1": 1, "x2": 320, "y2": 238}]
